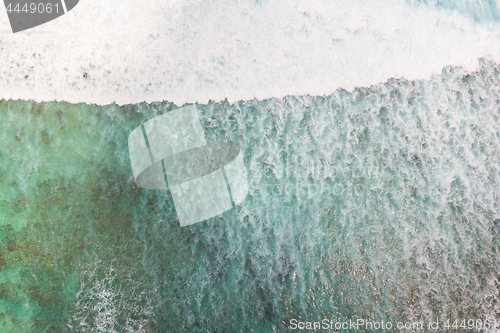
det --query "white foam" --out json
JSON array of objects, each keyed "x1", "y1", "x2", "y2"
[{"x1": 0, "y1": 0, "x2": 500, "y2": 105}]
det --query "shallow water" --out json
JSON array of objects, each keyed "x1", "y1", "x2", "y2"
[{"x1": 0, "y1": 59, "x2": 500, "y2": 332}]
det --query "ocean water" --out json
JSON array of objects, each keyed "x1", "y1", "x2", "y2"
[
  {"x1": 1, "y1": 60, "x2": 500, "y2": 332},
  {"x1": 1, "y1": 0, "x2": 500, "y2": 333},
  {"x1": 410, "y1": 0, "x2": 500, "y2": 27}
]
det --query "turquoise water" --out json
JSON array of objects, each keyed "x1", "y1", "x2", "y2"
[
  {"x1": 412, "y1": 0, "x2": 500, "y2": 25},
  {"x1": 412, "y1": 0, "x2": 500, "y2": 21},
  {"x1": 1, "y1": 60, "x2": 500, "y2": 332}
]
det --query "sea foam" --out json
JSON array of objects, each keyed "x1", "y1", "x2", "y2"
[{"x1": 0, "y1": 0, "x2": 500, "y2": 105}]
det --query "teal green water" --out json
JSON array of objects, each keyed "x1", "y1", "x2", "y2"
[
  {"x1": 412, "y1": 0, "x2": 500, "y2": 26},
  {"x1": 1, "y1": 60, "x2": 500, "y2": 332}
]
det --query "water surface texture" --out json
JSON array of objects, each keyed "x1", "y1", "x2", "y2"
[
  {"x1": 1, "y1": 0, "x2": 500, "y2": 104},
  {"x1": 0, "y1": 60, "x2": 500, "y2": 332}
]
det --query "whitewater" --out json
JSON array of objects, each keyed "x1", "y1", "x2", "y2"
[{"x1": 0, "y1": 0, "x2": 499, "y2": 105}]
